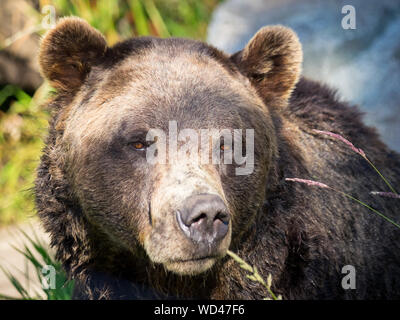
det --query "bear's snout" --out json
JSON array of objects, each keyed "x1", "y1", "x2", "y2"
[{"x1": 176, "y1": 194, "x2": 230, "y2": 246}]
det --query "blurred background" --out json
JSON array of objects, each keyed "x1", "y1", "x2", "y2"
[{"x1": 0, "y1": 0, "x2": 399, "y2": 299}]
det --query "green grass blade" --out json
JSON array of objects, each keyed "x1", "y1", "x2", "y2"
[
  {"x1": 143, "y1": 0, "x2": 170, "y2": 37},
  {"x1": 364, "y1": 157, "x2": 398, "y2": 195},
  {"x1": 130, "y1": 0, "x2": 150, "y2": 36},
  {"x1": 0, "y1": 229, "x2": 74, "y2": 300},
  {"x1": 338, "y1": 190, "x2": 400, "y2": 229}
]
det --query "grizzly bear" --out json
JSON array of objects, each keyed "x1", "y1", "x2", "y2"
[{"x1": 35, "y1": 17, "x2": 400, "y2": 299}]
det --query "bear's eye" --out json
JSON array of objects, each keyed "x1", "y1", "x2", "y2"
[
  {"x1": 220, "y1": 144, "x2": 230, "y2": 151},
  {"x1": 132, "y1": 141, "x2": 146, "y2": 150}
]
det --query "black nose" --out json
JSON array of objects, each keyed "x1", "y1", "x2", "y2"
[{"x1": 176, "y1": 194, "x2": 230, "y2": 244}]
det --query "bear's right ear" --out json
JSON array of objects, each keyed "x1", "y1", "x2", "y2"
[
  {"x1": 231, "y1": 25, "x2": 302, "y2": 108},
  {"x1": 39, "y1": 17, "x2": 107, "y2": 92}
]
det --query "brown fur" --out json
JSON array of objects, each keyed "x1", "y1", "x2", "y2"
[
  {"x1": 39, "y1": 17, "x2": 107, "y2": 92},
  {"x1": 35, "y1": 18, "x2": 400, "y2": 299},
  {"x1": 231, "y1": 25, "x2": 303, "y2": 108}
]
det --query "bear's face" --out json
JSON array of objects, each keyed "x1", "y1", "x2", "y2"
[{"x1": 39, "y1": 18, "x2": 302, "y2": 275}]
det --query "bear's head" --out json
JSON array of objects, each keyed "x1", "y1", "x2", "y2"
[{"x1": 37, "y1": 18, "x2": 302, "y2": 277}]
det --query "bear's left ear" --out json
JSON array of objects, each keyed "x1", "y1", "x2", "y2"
[
  {"x1": 231, "y1": 25, "x2": 302, "y2": 107},
  {"x1": 39, "y1": 17, "x2": 108, "y2": 92}
]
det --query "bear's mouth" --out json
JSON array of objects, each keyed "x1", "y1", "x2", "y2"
[
  {"x1": 164, "y1": 255, "x2": 220, "y2": 275},
  {"x1": 170, "y1": 255, "x2": 219, "y2": 263}
]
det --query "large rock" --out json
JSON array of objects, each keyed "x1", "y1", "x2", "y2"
[
  {"x1": 0, "y1": 0, "x2": 42, "y2": 92},
  {"x1": 208, "y1": 0, "x2": 400, "y2": 152}
]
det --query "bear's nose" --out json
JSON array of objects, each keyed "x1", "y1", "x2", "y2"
[{"x1": 176, "y1": 194, "x2": 230, "y2": 244}]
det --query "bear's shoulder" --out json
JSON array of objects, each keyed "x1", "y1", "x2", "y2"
[
  {"x1": 289, "y1": 77, "x2": 363, "y2": 127},
  {"x1": 287, "y1": 77, "x2": 380, "y2": 147}
]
